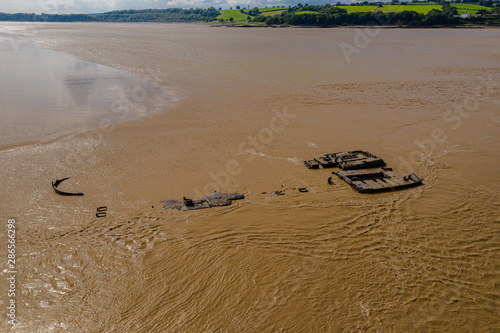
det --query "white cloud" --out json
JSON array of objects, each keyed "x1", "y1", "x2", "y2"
[
  {"x1": 38, "y1": 0, "x2": 119, "y2": 14},
  {"x1": 0, "y1": 0, "x2": 347, "y2": 14}
]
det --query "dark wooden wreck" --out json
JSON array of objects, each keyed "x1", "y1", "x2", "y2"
[
  {"x1": 161, "y1": 191, "x2": 245, "y2": 211},
  {"x1": 305, "y1": 150, "x2": 422, "y2": 193}
]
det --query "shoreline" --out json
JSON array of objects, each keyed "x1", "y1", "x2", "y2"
[
  {"x1": 211, "y1": 23, "x2": 494, "y2": 28},
  {"x1": 0, "y1": 33, "x2": 183, "y2": 151},
  {"x1": 2, "y1": 20, "x2": 497, "y2": 29}
]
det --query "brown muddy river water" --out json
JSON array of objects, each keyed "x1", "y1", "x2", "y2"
[{"x1": 0, "y1": 23, "x2": 499, "y2": 332}]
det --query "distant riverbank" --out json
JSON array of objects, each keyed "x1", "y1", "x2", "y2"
[
  {"x1": 1, "y1": 2, "x2": 499, "y2": 27},
  {"x1": 211, "y1": 23, "x2": 494, "y2": 29}
]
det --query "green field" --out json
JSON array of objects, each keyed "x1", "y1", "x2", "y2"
[
  {"x1": 259, "y1": 7, "x2": 287, "y2": 13},
  {"x1": 377, "y1": 5, "x2": 442, "y2": 14},
  {"x1": 338, "y1": 6, "x2": 379, "y2": 13},
  {"x1": 451, "y1": 3, "x2": 491, "y2": 14},
  {"x1": 263, "y1": 5, "x2": 442, "y2": 15},
  {"x1": 218, "y1": 3, "x2": 495, "y2": 23},
  {"x1": 295, "y1": 10, "x2": 319, "y2": 14},
  {"x1": 242, "y1": 7, "x2": 286, "y2": 14},
  {"x1": 217, "y1": 10, "x2": 250, "y2": 21},
  {"x1": 261, "y1": 10, "x2": 286, "y2": 16},
  {"x1": 451, "y1": 3, "x2": 492, "y2": 10},
  {"x1": 219, "y1": 7, "x2": 287, "y2": 21}
]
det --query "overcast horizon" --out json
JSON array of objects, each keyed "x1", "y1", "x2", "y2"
[{"x1": 0, "y1": 0, "x2": 363, "y2": 14}]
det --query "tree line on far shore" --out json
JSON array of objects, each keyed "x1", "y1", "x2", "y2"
[
  {"x1": 250, "y1": 3, "x2": 499, "y2": 26},
  {"x1": 0, "y1": 13, "x2": 96, "y2": 22},
  {"x1": 0, "y1": 2, "x2": 499, "y2": 26},
  {"x1": 0, "y1": 8, "x2": 220, "y2": 22}
]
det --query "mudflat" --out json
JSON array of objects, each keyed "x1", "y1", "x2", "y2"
[{"x1": 0, "y1": 23, "x2": 499, "y2": 332}]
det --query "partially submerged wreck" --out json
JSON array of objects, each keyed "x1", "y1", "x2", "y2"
[
  {"x1": 52, "y1": 177, "x2": 84, "y2": 196},
  {"x1": 305, "y1": 151, "x2": 422, "y2": 193},
  {"x1": 161, "y1": 190, "x2": 245, "y2": 211}
]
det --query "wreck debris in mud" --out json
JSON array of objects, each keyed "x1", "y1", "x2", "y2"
[
  {"x1": 51, "y1": 177, "x2": 84, "y2": 196},
  {"x1": 161, "y1": 190, "x2": 245, "y2": 211},
  {"x1": 305, "y1": 151, "x2": 423, "y2": 193}
]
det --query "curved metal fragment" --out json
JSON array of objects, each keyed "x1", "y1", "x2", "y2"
[{"x1": 52, "y1": 177, "x2": 84, "y2": 196}]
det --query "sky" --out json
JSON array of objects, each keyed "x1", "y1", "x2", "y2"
[{"x1": 0, "y1": 0, "x2": 357, "y2": 14}]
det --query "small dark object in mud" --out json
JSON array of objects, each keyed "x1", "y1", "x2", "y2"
[
  {"x1": 298, "y1": 188, "x2": 308, "y2": 193},
  {"x1": 96, "y1": 206, "x2": 107, "y2": 218},
  {"x1": 328, "y1": 177, "x2": 335, "y2": 185},
  {"x1": 272, "y1": 190, "x2": 285, "y2": 196},
  {"x1": 304, "y1": 160, "x2": 320, "y2": 169},
  {"x1": 52, "y1": 177, "x2": 84, "y2": 196},
  {"x1": 183, "y1": 197, "x2": 194, "y2": 207},
  {"x1": 161, "y1": 191, "x2": 245, "y2": 211}
]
